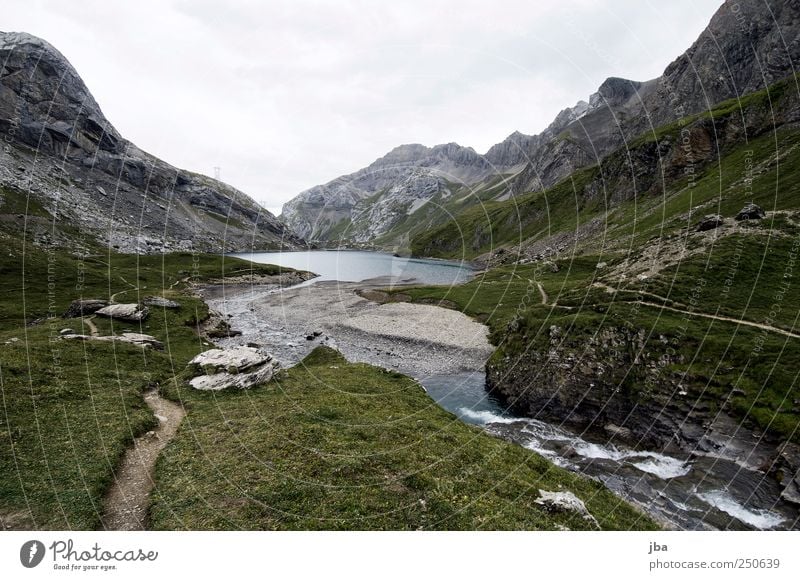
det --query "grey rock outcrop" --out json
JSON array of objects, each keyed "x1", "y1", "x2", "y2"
[
  {"x1": 95, "y1": 303, "x2": 149, "y2": 322},
  {"x1": 187, "y1": 346, "x2": 278, "y2": 390},
  {"x1": 696, "y1": 214, "x2": 724, "y2": 231},
  {"x1": 63, "y1": 299, "x2": 109, "y2": 318},
  {"x1": 0, "y1": 31, "x2": 302, "y2": 253},
  {"x1": 736, "y1": 203, "x2": 766, "y2": 221}
]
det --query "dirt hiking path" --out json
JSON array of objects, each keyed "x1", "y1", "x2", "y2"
[{"x1": 100, "y1": 389, "x2": 185, "y2": 530}]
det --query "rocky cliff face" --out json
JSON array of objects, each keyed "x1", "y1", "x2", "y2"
[
  {"x1": 0, "y1": 32, "x2": 301, "y2": 253},
  {"x1": 282, "y1": 0, "x2": 800, "y2": 246}
]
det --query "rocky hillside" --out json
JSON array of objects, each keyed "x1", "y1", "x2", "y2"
[
  {"x1": 281, "y1": 0, "x2": 800, "y2": 249},
  {"x1": 0, "y1": 32, "x2": 301, "y2": 253}
]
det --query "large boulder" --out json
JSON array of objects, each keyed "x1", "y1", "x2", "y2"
[
  {"x1": 188, "y1": 346, "x2": 269, "y2": 374},
  {"x1": 736, "y1": 203, "x2": 766, "y2": 221},
  {"x1": 62, "y1": 299, "x2": 109, "y2": 318},
  {"x1": 95, "y1": 303, "x2": 149, "y2": 322},
  {"x1": 189, "y1": 362, "x2": 276, "y2": 391},
  {"x1": 187, "y1": 346, "x2": 278, "y2": 391}
]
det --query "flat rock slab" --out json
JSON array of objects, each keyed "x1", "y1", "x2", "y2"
[
  {"x1": 61, "y1": 332, "x2": 164, "y2": 349},
  {"x1": 95, "y1": 303, "x2": 149, "y2": 322},
  {"x1": 143, "y1": 296, "x2": 181, "y2": 308}
]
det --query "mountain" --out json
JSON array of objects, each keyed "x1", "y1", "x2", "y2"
[
  {"x1": 281, "y1": 0, "x2": 800, "y2": 248},
  {"x1": 281, "y1": 142, "x2": 493, "y2": 243},
  {"x1": 0, "y1": 32, "x2": 301, "y2": 253}
]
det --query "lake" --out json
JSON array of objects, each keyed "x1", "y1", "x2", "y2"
[{"x1": 230, "y1": 249, "x2": 473, "y2": 286}]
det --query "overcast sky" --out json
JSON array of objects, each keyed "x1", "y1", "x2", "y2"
[{"x1": 5, "y1": 0, "x2": 722, "y2": 215}]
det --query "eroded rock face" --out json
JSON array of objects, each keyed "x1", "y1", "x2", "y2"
[
  {"x1": 187, "y1": 346, "x2": 278, "y2": 391},
  {"x1": 95, "y1": 303, "x2": 149, "y2": 322}
]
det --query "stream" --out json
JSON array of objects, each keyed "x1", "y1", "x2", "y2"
[{"x1": 210, "y1": 250, "x2": 798, "y2": 530}]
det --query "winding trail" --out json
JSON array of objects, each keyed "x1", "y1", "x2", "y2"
[
  {"x1": 592, "y1": 282, "x2": 799, "y2": 339},
  {"x1": 82, "y1": 316, "x2": 99, "y2": 337},
  {"x1": 110, "y1": 276, "x2": 139, "y2": 303},
  {"x1": 630, "y1": 300, "x2": 800, "y2": 340},
  {"x1": 100, "y1": 389, "x2": 185, "y2": 531},
  {"x1": 536, "y1": 282, "x2": 548, "y2": 305}
]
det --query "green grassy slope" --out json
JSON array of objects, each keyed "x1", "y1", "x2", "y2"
[
  {"x1": 150, "y1": 346, "x2": 656, "y2": 530},
  {"x1": 0, "y1": 232, "x2": 288, "y2": 529},
  {"x1": 411, "y1": 75, "x2": 800, "y2": 259}
]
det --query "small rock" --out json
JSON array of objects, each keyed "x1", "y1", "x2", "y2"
[
  {"x1": 735, "y1": 203, "x2": 765, "y2": 221},
  {"x1": 696, "y1": 214, "x2": 724, "y2": 232},
  {"x1": 59, "y1": 328, "x2": 75, "y2": 336},
  {"x1": 95, "y1": 303, "x2": 149, "y2": 322},
  {"x1": 61, "y1": 334, "x2": 91, "y2": 341},
  {"x1": 142, "y1": 296, "x2": 181, "y2": 309},
  {"x1": 604, "y1": 423, "x2": 632, "y2": 439},
  {"x1": 535, "y1": 490, "x2": 600, "y2": 528},
  {"x1": 306, "y1": 334, "x2": 315, "y2": 341}
]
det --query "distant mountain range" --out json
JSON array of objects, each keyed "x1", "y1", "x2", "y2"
[
  {"x1": 0, "y1": 32, "x2": 300, "y2": 253},
  {"x1": 281, "y1": 0, "x2": 800, "y2": 250}
]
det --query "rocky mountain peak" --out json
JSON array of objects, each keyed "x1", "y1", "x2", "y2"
[
  {"x1": 595, "y1": 77, "x2": 643, "y2": 107},
  {"x1": 0, "y1": 31, "x2": 299, "y2": 253},
  {"x1": 0, "y1": 30, "x2": 121, "y2": 155}
]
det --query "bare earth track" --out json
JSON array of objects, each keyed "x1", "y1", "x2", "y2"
[{"x1": 100, "y1": 390, "x2": 185, "y2": 530}]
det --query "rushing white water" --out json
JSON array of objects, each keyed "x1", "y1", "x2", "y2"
[
  {"x1": 696, "y1": 490, "x2": 785, "y2": 530},
  {"x1": 456, "y1": 407, "x2": 518, "y2": 425},
  {"x1": 570, "y1": 442, "x2": 691, "y2": 479}
]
